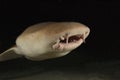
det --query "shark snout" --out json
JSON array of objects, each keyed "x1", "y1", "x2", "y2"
[{"x1": 81, "y1": 26, "x2": 90, "y2": 39}]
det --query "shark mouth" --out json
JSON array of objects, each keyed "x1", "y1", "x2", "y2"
[
  {"x1": 52, "y1": 34, "x2": 85, "y2": 51},
  {"x1": 59, "y1": 34, "x2": 84, "y2": 43}
]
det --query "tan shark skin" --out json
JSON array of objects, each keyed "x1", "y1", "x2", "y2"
[{"x1": 0, "y1": 22, "x2": 90, "y2": 61}]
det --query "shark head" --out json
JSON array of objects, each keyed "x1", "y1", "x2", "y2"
[{"x1": 50, "y1": 22, "x2": 90, "y2": 52}]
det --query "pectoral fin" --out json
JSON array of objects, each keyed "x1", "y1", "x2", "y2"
[{"x1": 0, "y1": 46, "x2": 22, "y2": 61}]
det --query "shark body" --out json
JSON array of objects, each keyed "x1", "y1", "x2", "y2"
[{"x1": 0, "y1": 22, "x2": 90, "y2": 61}]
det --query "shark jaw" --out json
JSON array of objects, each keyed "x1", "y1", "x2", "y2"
[{"x1": 52, "y1": 33, "x2": 86, "y2": 51}]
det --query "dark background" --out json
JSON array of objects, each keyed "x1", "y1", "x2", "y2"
[{"x1": 0, "y1": 0, "x2": 120, "y2": 80}]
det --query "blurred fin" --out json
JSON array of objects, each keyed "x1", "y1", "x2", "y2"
[{"x1": 0, "y1": 46, "x2": 22, "y2": 62}]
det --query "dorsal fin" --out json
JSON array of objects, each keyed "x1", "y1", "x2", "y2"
[{"x1": 0, "y1": 46, "x2": 22, "y2": 62}]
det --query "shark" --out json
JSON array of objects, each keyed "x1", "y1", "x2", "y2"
[{"x1": 0, "y1": 22, "x2": 90, "y2": 61}]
